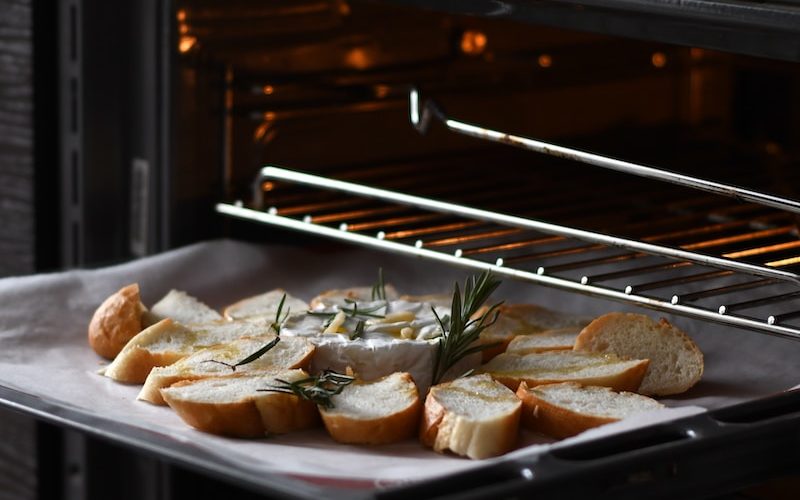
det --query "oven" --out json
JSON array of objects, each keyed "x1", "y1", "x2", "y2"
[{"x1": 4, "y1": 0, "x2": 800, "y2": 498}]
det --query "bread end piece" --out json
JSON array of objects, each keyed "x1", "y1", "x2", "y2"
[
  {"x1": 420, "y1": 374, "x2": 521, "y2": 459},
  {"x1": 320, "y1": 372, "x2": 421, "y2": 445},
  {"x1": 574, "y1": 312, "x2": 704, "y2": 396},
  {"x1": 88, "y1": 283, "x2": 146, "y2": 359}
]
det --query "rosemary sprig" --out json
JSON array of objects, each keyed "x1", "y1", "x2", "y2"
[
  {"x1": 431, "y1": 271, "x2": 502, "y2": 385},
  {"x1": 371, "y1": 267, "x2": 386, "y2": 301},
  {"x1": 258, "y1": 369, "x2": 355, "y2": 409},
  {"x1": 306, "y1": 299, "x2": 386, "y2": 321},
  {"x1": 203, "y1": 293, "x2": 289, "y2": 371}
]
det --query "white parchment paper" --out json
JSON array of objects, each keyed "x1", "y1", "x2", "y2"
[{"x1": 1, "y1": 239, "x2": 798, "y2": 487}]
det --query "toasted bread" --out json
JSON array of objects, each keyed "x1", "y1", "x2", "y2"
[
  {"x1": 574, "y1": 312, "x2": 704, "y2": 396},
  {"x1": 222, "y1": 289, "x2": 309, "y2": 322},
  {"x1": 479, "y1": 351, "x2": 649, "y2": 393},
  {"x1": 149, "y1": 289, "x2": 223, "y2": 324},
  {"x1": 505, "y1": 327, "x2": 582, "y2": 355},
  {"x1": 516, "y1": 382, "x2": 665, "y2": 439},
  {"x1": 102, "y1": 319, "x2": 274, "y2": 384},
  {"x1": 420, "y1": 374, "x2": 521, "y2": 459},
  {"x1": 479, "y1": 304, "x2": 592, "y2": 361},
  {"x1": 160, "y1": 369, "x2": 319, "y2": 437},
  {"x1": 320, "y1": 372, "x2": 421, "y2": 445},
  {"x1": 138, "y1": 336, "x2": 315, "y2": 404}
]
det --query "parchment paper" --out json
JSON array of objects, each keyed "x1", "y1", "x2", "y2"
[{"x1": 1, "y1": 239, "x2": 798, "y2": 487}]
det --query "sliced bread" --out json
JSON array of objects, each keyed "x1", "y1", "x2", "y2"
[
  {"x1": 516, "y1": 382, "x2": 665, "y2": 439},
  {"x1": 103, "y1": 319, "x2": 274, "y2": 384},
  {"x1": 160, "y1": 369, "x2": 319, "y2": 437},
  {"x1": 420, "y1": 374, "x2": 521, "y2": 459},
  {"x1": 479, "y1": 304, "x2": 592, "y2": 361},
  {"x1": 138, "y1": 336, "x2": 315, "y2": 405},
  {"x1": 320, "y1": 372, "x2": 421, "y2": 445},
  {"x1": 505, "y1": 327, "x2": 582, "y2": 355},
  {"x1": 150, "y1": 289, "x2": 223, "y2": 324},
  {"x1": 223, "y1": 289, "x2": 309, "y2": 322},
  {"x1": 573, "y1": 312, "x2": 704, "y2": 396},
  {"x1": 479, "y1": 351, "x2": 649, "y2": 393},
  {"x1": 88, "y1": 283, "x2": 147, "y2": 359},
  {"x1": 309, "y1": 284, "x2": 399, "y2": 309}
]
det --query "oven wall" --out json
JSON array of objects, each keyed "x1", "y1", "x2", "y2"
[{"x1": 0, "y1": 0, "x2": 37, "y2": 498}]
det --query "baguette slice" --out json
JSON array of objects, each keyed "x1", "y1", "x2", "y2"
[
  {"x1": 479, "y1": 304, "x2": 592, "y2": 361},
  {"x1": 223, "y1": 289, "x2": 309, "y2": 322},
  {"x1": 420, "y1": 374, "x2": 521, "y2": 459},
  {"x1": 309, "y1": 284, "x2": 399, "y2": 309},
  {"x1": 103, "y1": 319, "x2": 274, "y2": 383},
  {"x1": 160, "y1": 369, "x2": 319, "y2": 437},
  {"x1": 138, "y1": 336, "x2": 315, "y2": 404},
  {"x1": 516, "y1": 382, "x2": 665, "y2": 439},
  {"x1": 150, "y1": 289, "x2": 223, "y2": 324},
  {"x1": 320, "y1": 372, "x2": 421, "y2": 445},
  {"x1": 88, "y1": 283, "x2": 148, "y2": 359},
  {"x1": 479, "y1": 351, "x2": 649, "y2": 393},
  {"x1": 574, "y1": 312, "x2": 704, "y2": 396},
  {"x1": 505, "y1": 327, "x2": 582, "y2": 355}
]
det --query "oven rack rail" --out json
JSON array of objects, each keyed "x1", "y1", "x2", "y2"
[{"x1": 217, "y1": 167, "x2": 800, "y2": 341}]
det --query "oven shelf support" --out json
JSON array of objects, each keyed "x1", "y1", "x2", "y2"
[{"x1": 409, "y1": 89, "x2": 800, "y2": 215}]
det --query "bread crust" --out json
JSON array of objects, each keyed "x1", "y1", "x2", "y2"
[
  {"x1": 162, "y1": 386, "x2": 266, "y2": 437},
  {"x1": 88, "y1": 284, "x2": 145, "y2": 359},
  {"x1": 516, "y1": 382, "x2": 619, "y2": 439},
  {"x1": 419, "y1": 375, "x2": 521, "y2": 459},
  {"x1": 320, "y1": 373, "x2": 421, "y2": 445}
]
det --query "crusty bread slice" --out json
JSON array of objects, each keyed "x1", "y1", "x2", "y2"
[
  {"x1": 160, "y1": 369, "x2": 319, "y2": 437},
  {"x1": 573, "y1": 312, "x2": 704, "y2": 396},
  {"x1": 479, "y1": 304, "x2": 592, "y2": 361},
  {"x1": 138, "y1": 336, "x2": 315, "y2": 405},
  {"x1": 420, "y1": 374, "x2": 521, "y2": 459},
  {"x1": 150, "y1": 289, "x2": 223, "y2": 324},
  {"x1": 505, "y1": 327, "x2": 581, "y2": 355},
  {"x1": 309, "y1": 284, "x2": 399, "y2": 310},
  {"x1": 222, "y1": 289, "x2": 309, "y2": 322},
  {"x1": 479, "y1": 351, "x2": 649, "y2": 393},
  {"x1": 516, "y1": 382, "x2": 665, "y2": 439},
  {"x1": 88, "y1": 283, "x2": 147, "y2": 359},
  {"x1": 320, "y1": 372, "x2": 421, "y2": 445},
  {"x1": 103, "y1": 319, "x2": 274, "y2": 384}
]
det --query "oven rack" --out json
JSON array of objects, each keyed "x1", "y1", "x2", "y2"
[{"x1": 217, "y1": 166, "x2": 800, "y2": 341}]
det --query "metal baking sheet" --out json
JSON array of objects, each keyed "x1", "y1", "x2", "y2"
[{"x1": 1, "y1": 239, "x2": 799, "y2": 497}]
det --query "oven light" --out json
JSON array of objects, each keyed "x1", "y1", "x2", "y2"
[
  {"x1": 537, "y1": 54, "x2": 552, "y2": 68},
  {"x1": 651, "y1": 52, "x2": 667, "y2": 68},
  {"x1": 460, "y1": 30, "x2": 487, "y2": 55},
  {"x1": 261, "y1": 181, "x2": 275, "y2": 192},
  {"x1": 176, "y1": 9, "x2": 187, "y2": 22},
  {"x1": 262, "y1": 85, "x2": 275, "y2": 96},
  {"x1": 179, "y1": 36, "x2": 197, "y2": 53}
]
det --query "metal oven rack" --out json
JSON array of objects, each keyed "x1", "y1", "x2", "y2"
[{"x1": 217, "y1": 90, "x2": 800, "y2": 342}]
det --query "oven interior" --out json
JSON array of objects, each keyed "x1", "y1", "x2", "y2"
[{"x1": 48, "y1": 0, "x2": 800, "y2": 498}]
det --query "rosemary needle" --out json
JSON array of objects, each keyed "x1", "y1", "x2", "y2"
[{"x1": 259, "y1": 370, "x2": 355, "y2": 409}]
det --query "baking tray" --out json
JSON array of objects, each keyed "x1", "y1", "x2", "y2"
[{"x1": 2, "y1": 240, "x2": 800, "y2": 498}]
